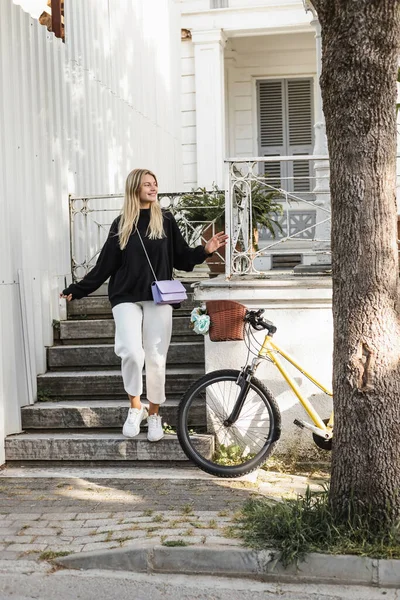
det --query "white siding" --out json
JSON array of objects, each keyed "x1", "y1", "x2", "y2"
[
  {"x1": 181, "y1": 31, "x2": 315, "y2": 189},
  {"x1": 0, "y1": 0, "x2": 182, "y2": 464},
  {"x1": 227, "y1": 33, "x2": 316, "y2": 157},
  {"x1": 181, "y1": 39, "x2": 197, "y2": 189}
]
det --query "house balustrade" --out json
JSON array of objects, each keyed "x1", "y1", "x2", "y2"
[
  {"x1": 225, "y1": 155, "x2": 400, "y2": 276},
  {"x1": 69, "y1": 155, "x2": 400, "y2": 282},
  {"x1": 69, "y1": 190, "x2": 225, "y2": 282},
  {"x1": 224, "y1": 155, "x2": 331, "y2": 276}
]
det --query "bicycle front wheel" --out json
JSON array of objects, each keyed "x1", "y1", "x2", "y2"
[{"x1": 177, "y1": 369, "x2": 281, "y2": 478}]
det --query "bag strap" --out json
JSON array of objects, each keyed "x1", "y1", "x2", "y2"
[{"x1": 136, "y1": 229, "x2": 158, "y2": 282}]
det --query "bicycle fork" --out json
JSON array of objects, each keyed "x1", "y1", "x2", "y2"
[{"x1": 224, "y1": 358, "x2": 262, "y2": 426}]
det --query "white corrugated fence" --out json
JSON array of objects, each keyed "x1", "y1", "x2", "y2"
[{"x1": 0, "y1": 0, "x2": 182, "y2": 464}]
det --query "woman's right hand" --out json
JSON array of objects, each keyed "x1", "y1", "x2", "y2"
[{"x1": 60, "y1": 292, "x2": 73, "y2": 302}]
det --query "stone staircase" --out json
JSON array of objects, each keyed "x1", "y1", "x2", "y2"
[{"x1": 5, "y1": 279, "x2": 211, "y2": 463}]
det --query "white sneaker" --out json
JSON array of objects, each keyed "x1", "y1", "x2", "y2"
[
  {"x1": 122, "y1": 405, "x2": 148, "y2": 438},
  {"x1": 147, "y1": 414, "x2": 164, "y2": 442}
]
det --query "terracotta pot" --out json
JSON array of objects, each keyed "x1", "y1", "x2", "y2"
[{"x1": 202, "y1": 223, "x2": 226, "y2": 277}]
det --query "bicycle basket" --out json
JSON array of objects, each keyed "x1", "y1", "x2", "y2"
[{"x1": 206, "y1": 300, "x2": 247, "y2": 342}]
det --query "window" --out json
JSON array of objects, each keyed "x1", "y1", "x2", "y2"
[{"x1": 257, "y1": 78, "x2": 314, "y2": 193}]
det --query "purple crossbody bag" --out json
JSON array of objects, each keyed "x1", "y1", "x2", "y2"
[{"x1": 136, "y1": 230, "x2": 188, "y2": 305}]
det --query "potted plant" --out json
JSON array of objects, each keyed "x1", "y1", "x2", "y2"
[
  {"x1": 175, "y1": 182, "x2": 283, "y2": 275},
  {"x1": 175, "y1": 186, "x2": 226, "y2": 275}
]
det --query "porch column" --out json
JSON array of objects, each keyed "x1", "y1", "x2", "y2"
[
  {"x1": 310, "y1": 16, "x2": 331, "y2": 264},
  {"x1": 192, "y1": 30, "x2": 227, "y2": 189}
]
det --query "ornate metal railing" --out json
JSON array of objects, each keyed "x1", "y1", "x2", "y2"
[
  {"x1": 69, "y1": 190, "x2": 226, "y2": 282},
  {"x1": 69, "y1": 155, "x2": 400, "y2": 281},
  {"x1": 224, "y1": 155, "x2": 332, "y2": 276}
]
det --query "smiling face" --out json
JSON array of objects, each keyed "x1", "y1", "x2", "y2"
[{"x1": 139, "y1": 173, "x2": 158, "y2": 208}]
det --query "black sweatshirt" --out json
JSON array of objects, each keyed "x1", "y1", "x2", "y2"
[{"x1": 63, "y1": 209, "x2": 209, "y2": 308}]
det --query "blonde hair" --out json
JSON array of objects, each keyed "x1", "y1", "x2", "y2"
[{"x1": 118, "y1": 168, "x2": 165, "y2": 250}]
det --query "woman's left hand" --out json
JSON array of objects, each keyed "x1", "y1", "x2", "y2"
[{"x1": 204, "y1": 232, "x2": 229, "y2": 255}]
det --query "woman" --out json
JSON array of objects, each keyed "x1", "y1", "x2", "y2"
[{"x1": 60, "y1": 168, "x2": 227, "y2": 443}]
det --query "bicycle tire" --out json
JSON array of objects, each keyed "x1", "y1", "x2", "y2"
[{"x1": 177, "y1": 369, "x2": 281, "y2": 478}]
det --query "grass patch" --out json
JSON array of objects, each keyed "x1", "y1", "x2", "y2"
[
  {"x1": 263, "y1": 447, "x2": 331, "y2": 478},
  {"x1": 180, "y1": 504, "x2": 194, "y2": 516},
  {"x1": 235, "y1": 485, "x2": 400, "y2": 566},
  {"x1": 152, "y1": 514, "x2": 164, "y2": 523},
  {"x1": 162, "y1": 540, "x2": 189, "y2": 547},
  {"x1": 39, "y1": 550, "x2": 71, "y2": 561}
]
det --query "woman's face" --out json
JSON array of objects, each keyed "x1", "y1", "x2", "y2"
[{"x1": 139, "y1": 173, "x2": 158, "y2": 207}]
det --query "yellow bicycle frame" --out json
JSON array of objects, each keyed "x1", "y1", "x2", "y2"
[{"x1": 258, "y1": 335, "x2": 334, "y2": 437}]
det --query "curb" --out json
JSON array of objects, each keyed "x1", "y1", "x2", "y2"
[{"x1": 55, "y1": 542, "x2": 400, "y2": 587}]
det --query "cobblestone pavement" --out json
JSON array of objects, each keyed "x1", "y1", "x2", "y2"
[{"x1": 0, "y1": 468, "x2": 327, "y2": 562}]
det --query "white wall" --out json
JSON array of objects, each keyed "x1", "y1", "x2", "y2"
[
  {"x1": 226, "y1": 32, "x2": 316, "y2": 157},
  {"x1": 194, "y1": 278, "x2": 333, "y2": 458},
  {"x1": 181, "y1": 38, "x2": 197, "y2": 189},
  {"x1": 181, "y1": 31, "x2": 316, "y2": 190},
  {"x1": 0, "y1": 0, "x2": 182, "y2": 464}
]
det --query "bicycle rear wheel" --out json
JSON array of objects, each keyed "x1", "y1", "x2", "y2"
[{"x1": 177, "y1": 369, "x2": 281, "y2": 478}]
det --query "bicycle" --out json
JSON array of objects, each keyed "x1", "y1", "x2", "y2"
[{"x1": 177, "y1": 307, "x2": 333, "y2": 478}]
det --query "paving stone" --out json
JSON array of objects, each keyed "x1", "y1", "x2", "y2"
[
  {"x1": 147, "y1": 528, "x2": 190, "y2": 536},
  {"x1": 76, "y1": 513, "x2": 113, "y2": 520},
  {"x1": 30, "y1": 536, "x2": 74, "y2": 545},
  {"x1": 6, "y1": 543, "x2": 48, "y2": 552},
  {"x1": 44, "y1": 544, "x2": 84, "y2": 553},
  {"x1": 117, "y1": 531, "x2": 148, "y2": 541},
  {"x1": 40, "y1": 513, "x2": 78, "y2": 521},
  {"x1": 19, "y1": 528, "x2": 60, "y2": 536},
  {"x1": 0, "y1": 551, "x2": 21, "y2": 559},
  {"x1": 47, "y1": 520, "x2": 86, "y2": 529},
  {"x1": 108, "y1": 512, "x2": 147, "y2": 519},
  {"x1": 57, "y1": 528, "x2": 94, "y2": 537},
  {"x1": 19, "y1": 521, "x2": 49, "y2": 529},
  {"x1": 205, "y1": 537, "x2": 243, "y2": 546},
  {"x1": 183, "y1": 528, "x2": 222, "y2": 537},
  {"x1": 90, "y1": 523, "x2": 140, "y2": 533},
  {"x1": 2, "y1": 536, "x2": 35, "y2": 544},
  {"x1": 105, "y1": 516, "x2": 160, "y2": 524},
  {"x1": 6, "y1": 514, "x2": 42, "y2": 521},
  {"x1": 81, "y1": 541, "x2": 121, "y2": 552},
  {"x1": 70, "y1": 533, "x2": 110, "y2": 544},
  {"x1": 83, "y1": 519, "x2": 115, "y2": 528},
  {"x1": 0, "y1": 527, "x2": 21, "y2": 535}
]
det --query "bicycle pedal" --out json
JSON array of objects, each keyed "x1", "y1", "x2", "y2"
[{"x1": 293, "y1": 419, "x2": 305, "y2": 429}]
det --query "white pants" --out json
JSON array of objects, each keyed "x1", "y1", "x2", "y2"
[{"x1": 112, "y1": 302, "x2": 173, "y2": 404}]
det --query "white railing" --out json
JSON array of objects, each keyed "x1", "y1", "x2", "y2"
[
  {"x1": 70, "y1": 155, "x2": 400, "y2": 282},
  {"x1": 69, "y1": 190, "x2": 226, "y2": 282},
  {"x1": 224, "y1": 155, "x2": 331, "y2": 276}
]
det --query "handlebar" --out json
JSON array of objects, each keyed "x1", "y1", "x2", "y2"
[{"x1": 244, "y1": 309, "x2": 277, "y2": 335}]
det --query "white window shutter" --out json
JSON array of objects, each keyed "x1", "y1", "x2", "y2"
[
  {"x1": 257, "y1": 80, "x2": 285, "y2": 189},
  {"x1": 257, "y1": 78, "x2": 313, "y2": 193},
  {"x1": 287, "y1": 79, "x2": 313, "y2": 192}
]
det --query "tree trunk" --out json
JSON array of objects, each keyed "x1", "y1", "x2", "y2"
[{"x1": 313, "y1": 0, "x2": 400, "y2": 521}]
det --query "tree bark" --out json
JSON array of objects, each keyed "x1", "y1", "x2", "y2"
[{"x1": 312, "y1": 0, "x2": 400, "y2": 521}]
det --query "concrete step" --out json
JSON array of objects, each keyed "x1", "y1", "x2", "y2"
[
  {"x1": 83, "y1": 274, "x2": 208, "y2": 298},
  {"x1": 67, "y1": 293, "x2": 198, "y2": 319},
  {"x1": 47, "y1": 341, "x2": 204, "y2": 369},
  {"x1": 21, "y1": 400, "x2": 205, "y2": 429},
  {"x1": 5, "y1": 431, "x2": 212, "y2": 462},
  {"x1": 37, "y1": 367, "x2": 204, "y2": 400},
  {"x1": 59, "y1": 317, "x2": 197, "y2": 345}
]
